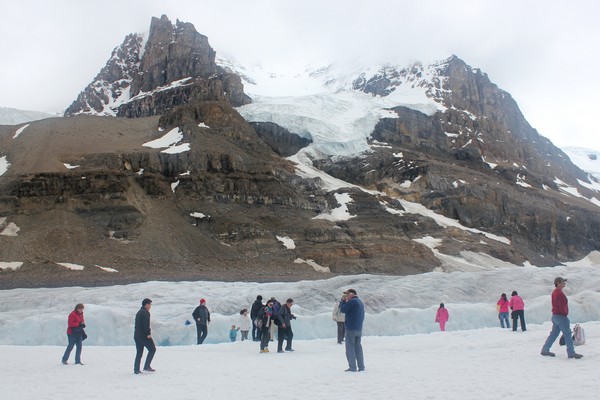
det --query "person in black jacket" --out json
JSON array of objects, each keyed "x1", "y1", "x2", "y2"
[
  {"x1": 134, "y1": 298, "x2": 156, "y2": 374},
  {"x1": 258, "y1": 298, "x2": 274, "y2": 353},
  {"x1": 276, "y1": 298, "x2": 296, "y2": 353},
  {"x1": 192, "y1": 298, "x2": 211, "y2": 344},
  {"x1": 250, "y1": 295, "x2": 263, "y2": 341}
]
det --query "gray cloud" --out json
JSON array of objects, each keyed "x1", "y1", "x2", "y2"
[{"x1": 1, "y1": 0, "x2": 599, "y2": 149}]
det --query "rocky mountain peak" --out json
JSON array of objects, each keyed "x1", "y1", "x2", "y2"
[
  {"x1": 64, "y1": 15, "x2": 249, "y2": 118},
  {"x1": 131, "y1": 15, "x2": 217, "y2": 96}
]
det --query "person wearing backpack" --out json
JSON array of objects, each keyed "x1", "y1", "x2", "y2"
[
  {"x1": 276, "y1": 298, "x2": 296, "y2": 353},
  {"x1": 496, "y1": 293, "x2": 511, "y2": 329},
  {"x1": 509, "y1": 291, "x2": 526, "y2": 332},
  {"x1": 250, "y1": 295, "x2": 264, "y2": 341},
  {"x1": 540, "y1": 277, "x2": 583, "y2": 359},
  {"x1": 258, "y1": 298, "x2": 274, "y2": 353}
]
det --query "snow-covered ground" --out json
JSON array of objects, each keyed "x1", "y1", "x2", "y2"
[
  {"x1": 1, "y1": 257, "x2": 599, "y2": 399},
  {"x1": 2, "y1": 322, "x2": 599, "y2": 400}
]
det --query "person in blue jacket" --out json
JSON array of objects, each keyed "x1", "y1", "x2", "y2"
[{"x1": 340, "y1": 288, "x2": 365, "y2": 372}]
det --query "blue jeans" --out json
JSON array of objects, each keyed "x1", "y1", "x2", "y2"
[
  {"x1": 542, "y1": 315, "x2": 575, "y2": 356},
  {"x1": 499, "y1": 312, "x2": 510, "y2": 328},
  {"x1": 345, "y1": 329, "x2": 365, "y2": 371},
  {"x1": 62, "y1": 333, "x2": 83, "y2": 363}
]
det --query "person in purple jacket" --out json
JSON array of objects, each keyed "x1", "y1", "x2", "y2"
[{"x1": 340, "y1": 288, "x2": 365, "y2": 372}]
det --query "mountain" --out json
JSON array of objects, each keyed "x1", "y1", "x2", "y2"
[
  {"x1": 0, "y1": 107, "x2": 55, "y2": 125},
  {"x1": 1, "y1": 15, "x2": 599, "y2": 288},
  {"x1": 64, "y1": 15, "x2": 250, "y2": 118}
]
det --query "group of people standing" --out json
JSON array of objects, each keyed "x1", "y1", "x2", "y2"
[
  {"x1": 60, "y1": 276, "x2": 582, "y2": 374},
  {"x1": 496, "y1": 291, "x2": 526, "y2": 331},
  {"x1": 250, "y1": 296, "x2": 296, "y2": 353}
]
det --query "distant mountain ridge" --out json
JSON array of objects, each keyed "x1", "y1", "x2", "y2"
[
  {"x1": 0, "y1": 107, "x2": 55, "y2": 125},
  {"x1": 2, "y1": 15, "x2": 599, "y2": 288}
]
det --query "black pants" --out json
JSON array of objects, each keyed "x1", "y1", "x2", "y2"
[
  {"x1": 260, "y1": 326, "x2": 270, "y2": 350},
  {"x1": 336, "y1": 321, "x2": 345, "y2": 344},
  {"x1": 134, "y1": 337, "x2": 156, "y2": 373},
  {"x1": 277, "y1": 325, "x2": 293, "y2": 352},
  {"x1": 196, "y1": 323, "x2": 208, "y2": 344},
  {"x1": 511, "y1": 310, "x2": 526, "y2": 331},
  {"x1": 252, "y1": 319, "x2": 259, "y2": 341}
]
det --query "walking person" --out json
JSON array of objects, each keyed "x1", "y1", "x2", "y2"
[
  {"x1": 509, "y1": 290, "x2": 526, "y2": 331},
  {"x1": 250, "y1": 295, "x2": 263, "y2": 341},
  {"x1": 238, "y1": 308, "x2": 250, "y2": 341},
  {"x1": 435, "y1": 303, "x2": 449, "y2": 331},
  {"x1": 259, "y1": 298, "x2": 274, "y2": 353},
  {"x1": 497, "y1": 293, "x2": 511, "y2": 329},
  {"x1": 61, "y1": 303, "x2": 86, "y2": 365},
  {"x1": 276, "y1": 298, "x2": 296, "y2": 353},
  {"x1": 332, "y1": 293, "x2": 346, "y2": 344},
  {"x1": 134, "y1": 298, "x2": 156, "y2": 374},
  {"x1": 541, "y1": 277, "x2": 583, "y2": 359},
  {"x1": 192, "y1": 298, "x2": 211, "y2": 344},
  {"x1": 340, "y1": 288, "x2": 365, "y2": 372}
]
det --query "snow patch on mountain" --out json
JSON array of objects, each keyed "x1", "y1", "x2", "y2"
[
  {"x1": 233, "y1": 59, "x2": 448, "y2": 158},
  {"x1": 0, "y1": 156, "x2": 9, "y2": 176},
  {"x1": 13, "y1": 123, "x2": 30, "y2": 138},
  {"x1": 562, "y1": 146, "x2": 600, "y2": 180},
  {"x1": 143, "y1": 127, "x2": 190, "y2": 154}
]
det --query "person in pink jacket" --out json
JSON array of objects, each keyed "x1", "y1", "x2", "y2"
[
  {"x1": 509, "y1": 290, "x2": 526, "y2": 331},
  {"x1": 496, "y1": 293, "x2": 511, "y2": 329},
  {"x1": 435, "y1": 303, "x2": 449, "y2": 331}
]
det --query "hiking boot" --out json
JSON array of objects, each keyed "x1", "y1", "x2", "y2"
[
  {"x1": 134, "y1": 370, "x2": 142, "y2": 374},
  {"x1": 277, "y1": 350, "x2": 285, "y2": 353},
  {"x1": 260, "y1": 349, "x2": 269, "y2": 353},
  {"x1": 345, "y1": 368, "x2": 357, "y2": 372},
  {"x1": 61, "y1": 360, "x2": 68, "y2": 365},
  {"x1": 75, "y1": 362, "x2": 84, "y2": 365},
  {"x1": 568, "y1": 353, "x2": 583, "y2": 359},
  {"x1": 540, "y1": 351, "x2": 555, "y2": 357},
  {"x1": 143, "y1": 367, "x2": 156, "y2": 372},
  {"x1": 285, "y1": 348, "x2": 294, "y2": 352}
]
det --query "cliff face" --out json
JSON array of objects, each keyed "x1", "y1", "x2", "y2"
[
  {"x1": 3, "y1": 20, "x2": 599, "y2": 288},
  {"x1": 312, "y1": 56, "x2": 600, "y2": 264},
  {"x1": 64, "y1": 15, "x2": 250, "y2": 118}
]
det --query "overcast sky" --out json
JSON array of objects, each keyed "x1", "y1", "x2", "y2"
[{"x1": 2, "y1": 0, "x2": 599, "y2": 150}]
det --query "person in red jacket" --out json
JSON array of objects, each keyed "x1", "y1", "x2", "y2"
[
  {"x1": 541, "y1": 277, "x2": 583, "y2": 359},
  {"x1": 61, "y1": 303, "x2": 86, "y2": 365}
]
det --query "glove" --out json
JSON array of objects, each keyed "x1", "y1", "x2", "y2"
[{"x1": 79, "y1": 322, "x2": 86, "y2": 328}]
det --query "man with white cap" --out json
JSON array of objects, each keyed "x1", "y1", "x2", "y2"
[{"x1": 540, "y1": 277, "x2": 583, "y2": 359}]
